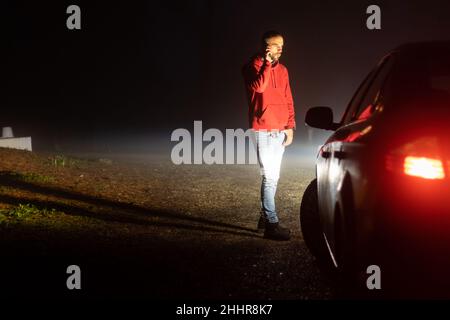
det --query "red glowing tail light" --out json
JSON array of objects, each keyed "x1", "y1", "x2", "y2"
[
  {"x1": 403, "y1": 156, "x2": 445, "y2": 179},
  {"x1": 386, "y1": 136, "x2": 447, "y2": 180}
]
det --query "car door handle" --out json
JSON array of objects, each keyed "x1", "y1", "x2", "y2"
[
  {"x1": 334, "y1": 151, "x2": 346, "y2": 160},
  {"x1": 321, "y1": 151, "x2": 331, "y2": 159}
]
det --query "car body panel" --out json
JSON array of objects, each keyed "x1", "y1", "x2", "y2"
[{"x1": 313, "y1": 42, "x2": 450, "y2": 275}]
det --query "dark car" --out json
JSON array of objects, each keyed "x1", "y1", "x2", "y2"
[{"x1": 300, "y1": 41, "x2": 450, "y2": 297}]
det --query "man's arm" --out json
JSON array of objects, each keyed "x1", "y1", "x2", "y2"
[
  {"x1": 283, "y1": 69, "x2": 296, "y2": 146},
  {"x1": 243, "y1": 59, "x2": 272, "y2": 93},
  {"x1": 284, "y1": 69, "x2": 296, "y2": 130}
]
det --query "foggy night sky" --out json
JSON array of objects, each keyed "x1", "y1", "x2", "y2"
[{"x1": 4, "y1": 0, "x2": 450, "y2": 152}]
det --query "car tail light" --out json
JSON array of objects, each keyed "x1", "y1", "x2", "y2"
[
  {"x1": 386, "y1": 136, "x2": 447, "y2": 180},
  {"x1": 403, "y1": 156, "x2": 445, "y2": 179}
]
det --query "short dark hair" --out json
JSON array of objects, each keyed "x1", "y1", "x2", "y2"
[{"x1": 261, "y1": 30, "x2": 283, "y2": 48}]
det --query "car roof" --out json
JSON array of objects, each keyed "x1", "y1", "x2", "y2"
[{"x1": 390, "y1": 41, "x2": 450, "y2": 57}]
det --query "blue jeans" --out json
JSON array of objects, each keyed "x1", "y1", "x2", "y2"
[{"x1": 255, "y1": 130, "x2": 286, "y2": 224}]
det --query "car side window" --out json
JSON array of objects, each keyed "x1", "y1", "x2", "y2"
[
  {"x1": 341, "y1": 68, "x2": 378, "y2": 125},
  {"x1": 341, "y1": 55, "x2": 394, "y2": 125},
  {"x1": 352, "y1": 56, "x2": 395, "y2": 121}
]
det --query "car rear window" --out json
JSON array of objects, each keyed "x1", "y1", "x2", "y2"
[
  {"x1": 389, "y1": 50, "x2": 450, "y2": 107},
  {"x1": 428, "y1": 54, "x2": 450, "y2": 93},
  {"x1": 431, "y1": 76, "x2": 450, "y2": 93}
]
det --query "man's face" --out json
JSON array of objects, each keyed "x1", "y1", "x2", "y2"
[{"x1": 265, "y1": 36, "x2": 284, "y2": 61}]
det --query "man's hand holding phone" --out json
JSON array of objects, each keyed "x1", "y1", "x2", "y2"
[{"x1": 265, "y1": 47, "x2": 274, "y2": 63}]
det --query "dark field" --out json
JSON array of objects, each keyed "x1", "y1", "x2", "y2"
[{"x1": 0, "y1": 147, "x2": 334, "y2": 300}]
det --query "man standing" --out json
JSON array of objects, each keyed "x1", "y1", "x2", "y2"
[{"x1": 242, "y1": 30, "x2": 296, "y2": 241}]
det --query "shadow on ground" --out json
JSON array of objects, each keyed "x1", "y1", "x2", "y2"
[{"x1": 0, "y1": 170, "x2": 332, "y2": 300}]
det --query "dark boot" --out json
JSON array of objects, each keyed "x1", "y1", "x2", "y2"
[
  {"x1": 257, "y1": 216, "x2": 266, "y2": 231},
  {"x1": 264, "y1": 222, "x2": 291, "y2": 241}
]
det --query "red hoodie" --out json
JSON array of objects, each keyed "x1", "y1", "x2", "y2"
[{"x1": 243, "y1": 55, "x2": 296, "y2": 131}]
